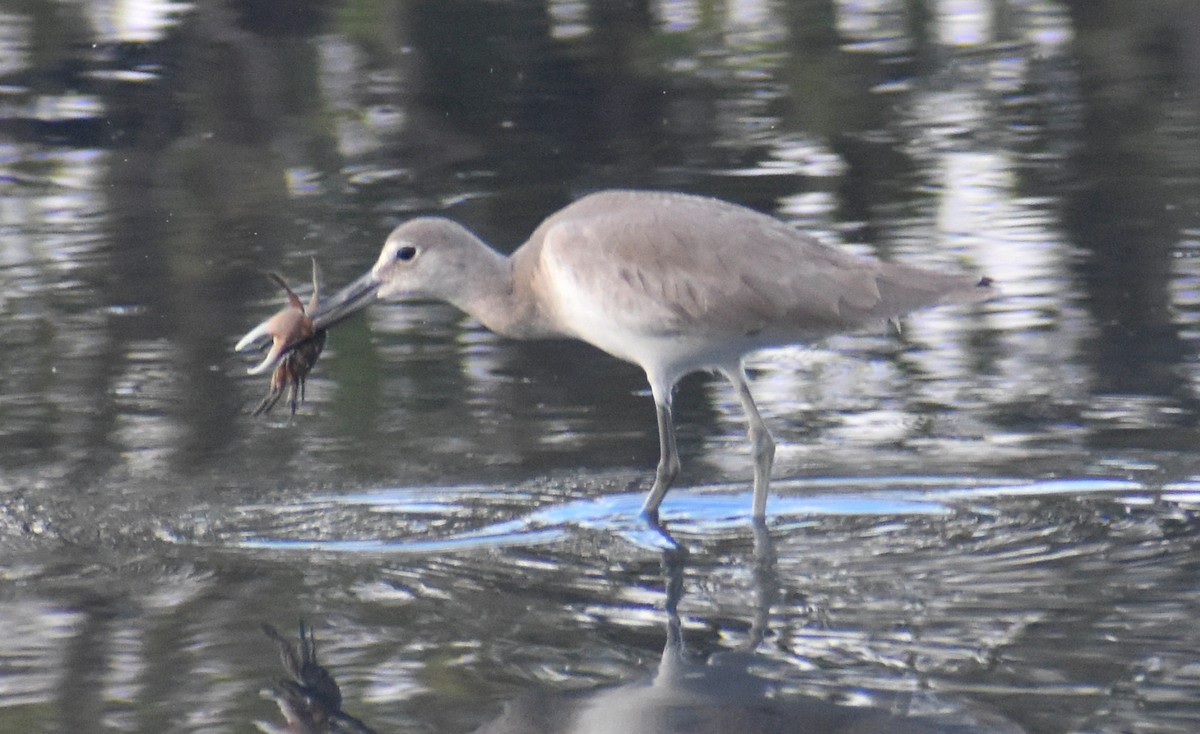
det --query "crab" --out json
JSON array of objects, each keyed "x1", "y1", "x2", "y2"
[{"x1": 236, "y1": 259, "x2": 328, "y2": 416}]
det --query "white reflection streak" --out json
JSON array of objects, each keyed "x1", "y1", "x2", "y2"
[
  {"x1": 114, "y1": 339, "x2": 185, "y2": 477},
  {"x1": 934, "y1": 0, "x2": 993, "y2": 47},
  {"x1": 833, "y1": 0, "x2": 904, "y2": 38},
  {"x1": 656, "y1": 0, "x2": 699, "y2": 33},
  {"x1": 832, "y1": 0, "x2": 911, "y2": 53},
  {"x1": 43, "y1": 148, "x2": 107, "y2": 191},
  {"x1": 1171, "y1": 238, "x2": 1200, "y2": 336},
  {"x1": 725, "y1": 0, "x2": 784, "y2": 48},
  {"x1": 0, "y1": 603, "x2": 82, "y2": 707},
  {"x1": 706, "y1": 1, "x2": 789, "y2": 153},
  {"x1": 101, "y1": 624, "x2": 146, "y2": 722},
  {"x1": 316, "y1": 36, "x2": 379, "y2": 160},
  {"x1": 86, "y1": 0, "x2": 192, "y2": 44},
  {"x1": 921, "y1": 146, "x2": 1092, "y2": 406},
  {"x1": 318, "y1": 32, "x2": 416, "y2": 167},
  {"x1": 33, "y1": 149, "x2": 109, "y2": 276},
  {"x1": 1170, "y1": 239, "x2": 1200, "y2": 398},
  {"x1": 728, "y1": 0, "x2": 771, "y2": 29},
  {"x1": 1024, "y1": 2, "x2": 1074, "y2": 50},
  {"x1": 548, "y1": 0, "x2": 590, "y2": 40},
  {"x1": 0, "y1": 13, "x2": 30, "y2": 77}
]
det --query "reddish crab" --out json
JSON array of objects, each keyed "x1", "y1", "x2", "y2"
[{"x1": 236, "y1": 259, "x2": 327, "y2": 416}]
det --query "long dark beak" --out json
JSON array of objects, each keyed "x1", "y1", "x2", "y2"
[{"x1": 310, "y1": 270, "x2": 380, "y2": 331}]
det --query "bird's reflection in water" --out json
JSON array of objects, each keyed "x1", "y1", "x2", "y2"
[
  {"x1": 257, "y1": 621, "x2": 377, "y2": 734},
  {"x1": 258, "y1": 523, "x2": 1023, "y2": 734}
]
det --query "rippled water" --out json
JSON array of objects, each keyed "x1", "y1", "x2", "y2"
[{"x1": 3, "y1": 1, "x2": 1200, "y2": 733}]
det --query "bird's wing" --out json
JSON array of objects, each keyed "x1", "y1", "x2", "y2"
[{"x1": 535, "y1": 192, "x2": 941, "y2": 340}]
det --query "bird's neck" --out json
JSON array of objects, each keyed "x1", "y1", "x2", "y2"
[{"x1": 457, "y1": 244, "x2": 559, "y2": 340}]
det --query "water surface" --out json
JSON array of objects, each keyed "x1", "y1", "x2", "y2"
[{"x1": 2, "y1": 2, "x2": 1200, "y2": 733}]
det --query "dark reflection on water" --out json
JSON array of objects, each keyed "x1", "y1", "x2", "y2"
[
  {"x1": 3, "y1": 1, "x2": 1200, "y2": 733},
  {"x1": 255, "y1": 534, "x2": 1025, "y2": 734}
]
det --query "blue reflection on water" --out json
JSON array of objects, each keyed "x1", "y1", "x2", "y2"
[{"x1": 232, "y1": 475, "x2": 1148, "y2": 554}]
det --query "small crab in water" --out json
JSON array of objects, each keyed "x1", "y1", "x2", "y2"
[{"x1": 236, "y1": 259, "x2": 328, "y2": 416}]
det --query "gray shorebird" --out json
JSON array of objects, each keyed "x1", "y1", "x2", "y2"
[{"x1": 238, "y1": 190, "x2": 994, "y2": 519}]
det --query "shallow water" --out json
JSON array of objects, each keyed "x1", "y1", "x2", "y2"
[{"x1": 3, "y1": 1, "x2": 1200, "y2": 733}]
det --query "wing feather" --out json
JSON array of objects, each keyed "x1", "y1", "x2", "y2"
[{"x1": 530, "y1": 191, "x2": 984, "y2": 343}]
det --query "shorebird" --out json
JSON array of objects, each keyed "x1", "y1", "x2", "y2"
[{"x1": 238, "y1": 190, "x2": 993, "y2": 520}]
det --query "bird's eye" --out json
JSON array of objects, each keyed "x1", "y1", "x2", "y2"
[{"x1": 396, "y1": 245, "x2": 417, "y2": 261}]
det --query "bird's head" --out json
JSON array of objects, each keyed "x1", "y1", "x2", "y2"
[{"x1": 236, "y1": 219, "x2": 493, "y2": 358}]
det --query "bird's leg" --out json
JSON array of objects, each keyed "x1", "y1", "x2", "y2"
[
  {"x1": 641, "y1": 389, "x2": 680, "y2": 520},
  {"x1": 659, "y1": 542, "x2": 689, "y2": 674},
  {"x1": 746, "y1": 516, "x2": 778, "y2": 651},
  {"x1": 724, "y1": 367, "x2": 775, "y2": 518}
]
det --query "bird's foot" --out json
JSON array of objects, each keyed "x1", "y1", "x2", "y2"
[{"x1": 638, "y1": 506, "x2": 681, "y2": 550}]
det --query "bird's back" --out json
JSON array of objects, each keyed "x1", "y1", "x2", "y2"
[{"x1": 521, "y1": 190, "x2": 991, "y2": 359}]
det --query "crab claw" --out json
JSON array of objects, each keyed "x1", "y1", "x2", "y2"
[
  {"x1": 247, "y1": 340, "x2": 286, "y2": 376},
  {"x1": 235, "y1": 318, "x2": 274, "y2": 354},
  {"x1": 239, "y1": 307, "x2": 314, "y2": 375}
]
